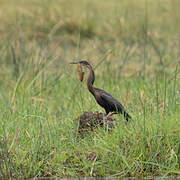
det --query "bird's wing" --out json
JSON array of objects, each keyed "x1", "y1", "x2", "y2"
[
  {"x1": 95, "y1": 88, "x2": 132, "y2": 121},
  {"x1": 97, "y1": 89, "x2": 125, "y2": 112}
]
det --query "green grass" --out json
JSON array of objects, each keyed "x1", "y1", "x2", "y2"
[{"x1": 0, "y1": 0, "x2": 180, "y2": 178}]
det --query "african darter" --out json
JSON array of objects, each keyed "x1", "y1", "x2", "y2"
[{"x1": 70, "y1": 61, "x2": 131, "y2": 121}]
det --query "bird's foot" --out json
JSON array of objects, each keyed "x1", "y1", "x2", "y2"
[{"x1": 106, "y1": 112, "x2": 117, "y2": 118}]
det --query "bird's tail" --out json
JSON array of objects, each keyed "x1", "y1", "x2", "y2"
[
  {"x1": 123, "y1": 110, "x2": 131, "y2": 122},
  {"x1": 116, "y1": 103, "x2": 131, "y2": 121}
]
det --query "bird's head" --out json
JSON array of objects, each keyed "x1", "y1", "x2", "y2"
[
  {"x1": 70, "y1": 60, "x2": 95, "y2": 84},
  {"x1": 70, "y1": 60, "x2": 90, "y2": 68},
  {"x1": 70, "y1": 60, "x2": 91, "y2": 82}
]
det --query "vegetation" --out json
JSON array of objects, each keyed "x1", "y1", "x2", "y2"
[{"x1": 0, "y1": 0, "x2": 180, "y2": 178}]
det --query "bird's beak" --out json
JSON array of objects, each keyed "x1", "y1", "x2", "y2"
[{"x1": 70, "y1": 62, "x2": 79, "y2": 65}]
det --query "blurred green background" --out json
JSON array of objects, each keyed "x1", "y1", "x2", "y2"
[{"x1": 0, "y1": 0, "x2": 180, "y2": 178}]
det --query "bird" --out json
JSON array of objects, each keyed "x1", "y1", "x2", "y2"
[{"x1": 70, "y1": 60, "x2": 131, "y2": 121}]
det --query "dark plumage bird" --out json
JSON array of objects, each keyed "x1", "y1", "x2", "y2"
[{"x1": 70, "y1": 60, "x2": 131, "y2": 121}]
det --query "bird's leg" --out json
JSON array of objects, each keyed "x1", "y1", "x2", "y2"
[
  {"x1": 106, "y1": 111, "x2": 117, "y2": 118},
  {"x1": 102, "y1": 112, "x2": 117, "y2": 130}
]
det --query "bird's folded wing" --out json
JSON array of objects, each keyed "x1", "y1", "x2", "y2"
[{"x1": 99, "y1": 90, "x2": 125, "y2": 111}]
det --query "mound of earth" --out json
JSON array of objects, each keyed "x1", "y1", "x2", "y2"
[{"x1": 77, "y1": 111, "x2": 116, "y2": 133}]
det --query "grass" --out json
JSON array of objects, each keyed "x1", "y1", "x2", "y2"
[{"x1": 0, "y1": 0, "x2": 180, "y2": 178}]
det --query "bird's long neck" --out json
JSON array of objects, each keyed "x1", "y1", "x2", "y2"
[{"x1": 87, "y1": 65, "x2": 95, "y2": 95}]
